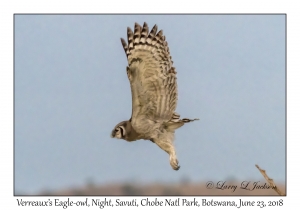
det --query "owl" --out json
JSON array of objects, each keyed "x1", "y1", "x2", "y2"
[{"x1": 111, "y1": 22, "x2": 198, "y2": 170}]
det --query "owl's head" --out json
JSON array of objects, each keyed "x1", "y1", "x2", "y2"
[{"x1": 111, "y1": 121, "x2": 128, "y2": 139}]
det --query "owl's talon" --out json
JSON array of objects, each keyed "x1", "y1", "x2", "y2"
[{"x1": 170, "y1": 158, "x2": 180, "y2": 170}]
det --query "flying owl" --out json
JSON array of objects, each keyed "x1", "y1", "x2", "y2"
[{"x1": 111, "y1": 22, "x2": 198, "y2": 170}]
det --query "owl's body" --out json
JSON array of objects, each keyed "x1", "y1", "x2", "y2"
[{"x1": 111, "y1": 22, "x2": 198, "y2": 170}]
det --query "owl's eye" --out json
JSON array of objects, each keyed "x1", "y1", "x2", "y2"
[{"x1": 115, "y1": 128, "x2": 119, "y2": 132}]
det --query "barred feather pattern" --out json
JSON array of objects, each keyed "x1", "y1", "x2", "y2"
[{"x1": 121, "y1": 22, "x2": 178, "y2": 126}]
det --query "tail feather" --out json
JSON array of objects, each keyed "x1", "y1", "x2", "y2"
[
  {"x1": 181, "y1": 118, "x2": 199, "y2": 123},
  {"x1": 166, "y1": 112, "x2": 199, "y2": 131},
  {"x1": 170, "y1": 112, "x2": 199, "y2": 123}
]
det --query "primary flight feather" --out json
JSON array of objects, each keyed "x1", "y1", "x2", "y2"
[{"x1": 111, "y1": 22, "x2": 198, "y2": 170}]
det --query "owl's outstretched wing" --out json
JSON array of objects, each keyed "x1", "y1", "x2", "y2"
[{"x1": 120, "y1": 22, "x2": 178, "y2": 131}]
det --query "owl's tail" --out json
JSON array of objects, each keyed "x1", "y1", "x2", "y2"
[
  {"x1": 171, "y1": 112, "x2": 199, "y2": 123},
  {"x1": 166, "y1": 112, "x2": 199, "y2": 131}
]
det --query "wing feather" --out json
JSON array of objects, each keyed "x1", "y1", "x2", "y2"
[{"x1": 121, "y1": 22, "x2": 178, "y2": 131}]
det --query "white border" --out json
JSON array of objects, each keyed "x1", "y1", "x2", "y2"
[{"x1": 1, "y1": 0, "x2": 297, "y2": 209}]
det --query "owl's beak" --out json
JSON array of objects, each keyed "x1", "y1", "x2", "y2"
[{"x1": 111, "y1": 131, "x2": 115, "y2": 138}]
